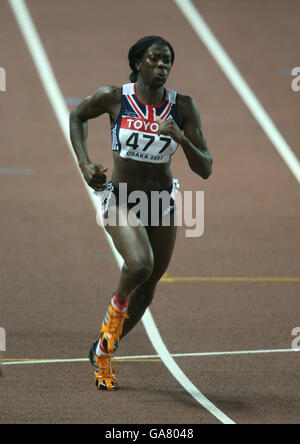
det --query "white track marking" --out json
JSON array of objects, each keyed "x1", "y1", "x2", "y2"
[
  {"x1": 174, "y1": 348, "x2": 300, "y2": 357},
  {"x1": 174, "y1": 0, "x2": 300, "y2": 184},
  {"x1": 3, "y1": 348, "x2": 299, "y2": 366},
  {"x1": 142, "y1": 310, "x2": 235, "y2": 424},
  {"x1": 9, "y1": 0, "x2": 235, "y2": 425}
]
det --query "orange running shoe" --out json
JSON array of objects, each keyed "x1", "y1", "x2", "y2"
[
  {"x1": 100, "y1": 297, "x2": 129, "y2": 354},
  {"x1": 89, "y1": 341, "x2": 119, "y2": 391}
]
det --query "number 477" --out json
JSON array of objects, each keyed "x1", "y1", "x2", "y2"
[{"x1": 126, "y1": 132, "x2": 171, "y2": 153}]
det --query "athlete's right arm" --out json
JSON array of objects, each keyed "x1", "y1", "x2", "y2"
[{"x1": 69, "y1": 86, "x2": 120, "y2": 190}]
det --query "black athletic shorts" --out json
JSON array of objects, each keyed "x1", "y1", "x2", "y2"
[{"x1": 95, "y1": 179, "x2": 180, "y2": 226}]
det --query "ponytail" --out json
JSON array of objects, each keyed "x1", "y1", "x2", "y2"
[{"x1": 129, "y1": 69, "x2": 139, "y2": 83}]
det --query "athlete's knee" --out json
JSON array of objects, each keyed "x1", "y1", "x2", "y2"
[
  {"x1": 132, "y1": 264, "x2": 154, "y2": 285},
  {"x1": 126, "y1": 260, "x2": 154, "y2": 286}
]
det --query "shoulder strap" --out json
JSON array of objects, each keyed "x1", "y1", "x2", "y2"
[
  {"x1": 122, "y1": 83, "x2": 134, "y2": 95},
  {"x1": 166, "y1": 88, "x2": 177, "y2": 104}
]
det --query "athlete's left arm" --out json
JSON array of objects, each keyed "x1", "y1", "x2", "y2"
[{"x1": 157, "y1": 95, "x2": 213, "y2": 179}]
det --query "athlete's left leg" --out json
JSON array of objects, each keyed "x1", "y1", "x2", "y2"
[{"x1": 121, "y1": 213, "x2": 177, "y2": 338}]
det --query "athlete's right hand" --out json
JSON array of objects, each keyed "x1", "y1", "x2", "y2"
[{"x1": 79, "y1": 161, "x2": 108, "y2": 191}]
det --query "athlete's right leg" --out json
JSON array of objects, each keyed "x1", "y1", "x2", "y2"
[{"x1": 104, "y1": 205, "x2": 155, "y2": 303}]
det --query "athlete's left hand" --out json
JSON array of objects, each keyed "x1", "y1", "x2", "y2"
[{"x1": 156, "y1": 118, "x2": 185, "y2": 144}]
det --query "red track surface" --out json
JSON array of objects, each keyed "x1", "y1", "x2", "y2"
[{"x1": 0, "y1": 0, "x2": 299, "y2": 424}]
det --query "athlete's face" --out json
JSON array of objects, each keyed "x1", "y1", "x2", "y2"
[{"x1": 136, "y1": 43, "x2": 173, "y2": 85}]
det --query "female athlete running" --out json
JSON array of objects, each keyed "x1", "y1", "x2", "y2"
[{"x1": 70, "y1": 36, "x2": 213, "y2": 391}]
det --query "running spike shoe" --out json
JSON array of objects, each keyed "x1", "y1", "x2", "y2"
[
  {"x1": 100, "y1": 302, "x2": 129, "y2": 354},
  {"x1": 89, "y1": 341, "x2": 119, "y2": 391}
]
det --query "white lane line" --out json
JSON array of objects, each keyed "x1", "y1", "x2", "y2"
[
  {"x1": 142, "y1": 310, "x2": 235, "y2": 424},
  {"x1": 173, "y1": 348, "x2": 300, "y2": 357},
  {"x1": 8, "y1": 0, "x2": 235, "y2": 425},
  {"x1": 3, "y1": 347, "x2": 299, "y2": 366},
  {"x1": 174, "y1": 0, "x2": 300, "y2": 184}
]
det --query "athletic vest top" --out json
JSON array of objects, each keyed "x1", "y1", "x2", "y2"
[{"x1": 111, "y1": 83, "x2": 181, "y2": 164}]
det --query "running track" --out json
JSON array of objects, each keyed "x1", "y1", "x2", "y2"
[{"x1": 0, "y1": 0, "x2": 299, "y2": 424}]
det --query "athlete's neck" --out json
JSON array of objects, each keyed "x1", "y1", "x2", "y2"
[{"x1": 135, "y1": 80, "x2": 165, "y2": 107}]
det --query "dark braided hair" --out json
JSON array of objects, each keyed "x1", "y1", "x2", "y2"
[{"x1": 128, "y1": 36, "x2": 175, "y2": 83}]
